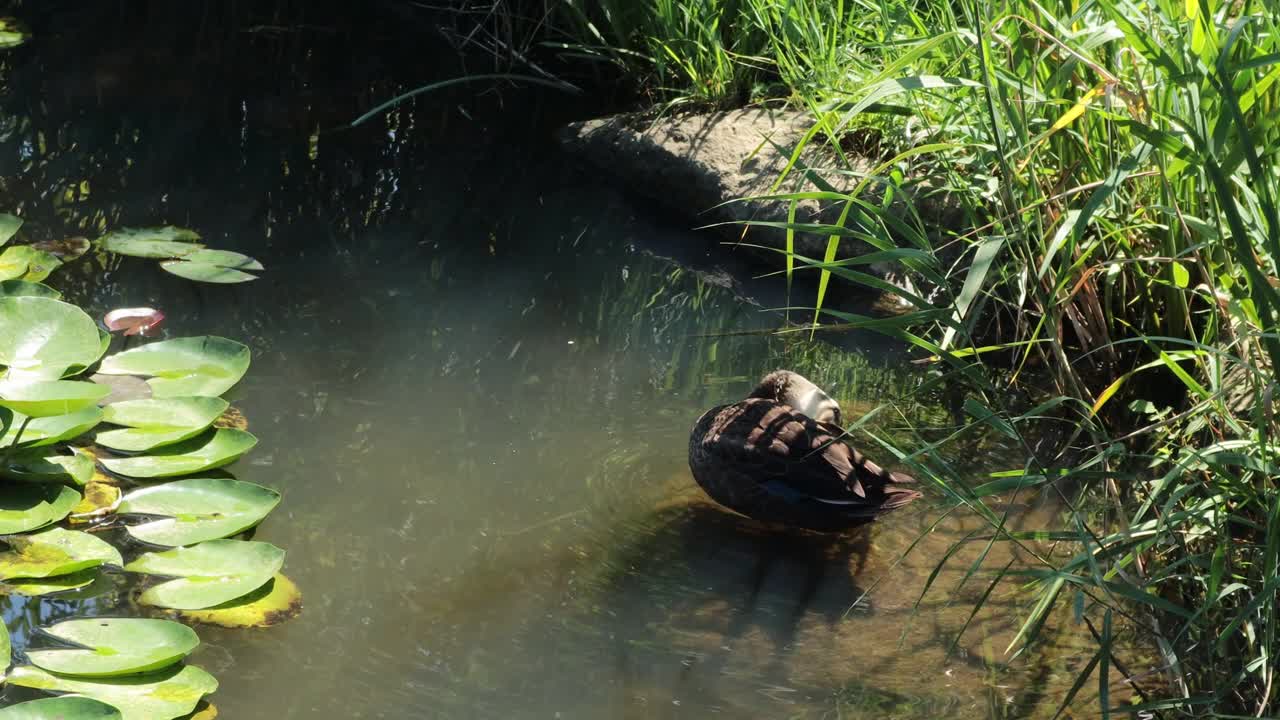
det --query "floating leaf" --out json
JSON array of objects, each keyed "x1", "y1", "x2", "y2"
[
  {"x1": 0, "y1": 18, "x2": 28, "y2": 49},
  {"x1": 0, "y1": 484, "x2": 80, "y2": 534},
  {"x1": 158, "y1": 261, "x2": 258, "y2": 284},
  {"x1": 0, "y1": 246, "x2": 33, "y2": 280},
  {"x1": 0, "y1": 280, "x2": 60, "y2": 299},
  {"x1": 0, "y1": 527, "x2": 122, "y2": 580},
  {"x1": 0, "y1": 380, "x2": 110, "y2": 417},
  {"x1": 175, "y1": 574, "x2": 301, "y2": 628},
  {"x1": 2, "y1": 568, "x2": 98, "y2": 595},
  {"x1": 28, "y1": 618, "x2": 198, "y2": 677},
  {"x1": 126, "y1": 539, "x2": 284, "y2": 609},
  {"x1": 96, "y1": 227, "x2": 202, "y2": 259},
  {"x1": 96, "y1": 397, "x2": 227, "y2": 453},
  {"x1": 0, "y1": 697, "x2": 123, "y2": 720},
  {"x1": 96, "y1": 337, "x2": 250, "y2": 398},
  {"x1": 103, "y1": 308, "x2": 164, "y2": 337},
  {"x1": 0, "y1": 447, "x2": 94, "y2": 485},
  {"x1": 7, "y1": 664, "x2": 218, "y2": 720},
  {"x1": 0, "y1": 213, "x2": 21, "y2": 245},
  {"x1": 119, "y1": 478, "x2": 279, "y2": 546},
  {"x1": 0, "y1": 297, "x2": 103, "y2": 383},
  {"x1": 0, "y1": 406, "x2": 105, "y2": 448},
  {"x1": 99, "y1": 429, "x2": 256, "y2": 479},
  {"x1": 22, "y1": 249, "x2": 62, "y2": 283},
  {"x1": 89, "y1": 374, "x2": 151, "y2": 404},
  {"x1": 0, "y1": 603, "x2": 8, "y2": 668},
  {"x1": 159, "y1": 249, "x2": 263, "y2": 284},
  {"x1": 31, "y1": 236, "x2": 91, "y2": 260}
]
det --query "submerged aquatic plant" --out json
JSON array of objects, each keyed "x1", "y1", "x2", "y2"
[{"x1": 0, "y1": 217, "x2": 295, "y2": 717}]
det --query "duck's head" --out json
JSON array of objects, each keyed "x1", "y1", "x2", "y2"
[{"x1": 748, "y1": 370, "x2": 843, "y2": 425}]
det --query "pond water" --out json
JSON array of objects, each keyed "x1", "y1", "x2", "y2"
[{"x1": 0, "y1": 4, "x2": 1138, "y2": 718}]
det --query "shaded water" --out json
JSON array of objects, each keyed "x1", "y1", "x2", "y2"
[{"x1": 0, "y1": 4, "x2": 1144, "y2": 718}]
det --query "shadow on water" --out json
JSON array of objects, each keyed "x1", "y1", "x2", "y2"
[{"x1": 0, "y1": 2, "x2": 1156, "y2": 719}]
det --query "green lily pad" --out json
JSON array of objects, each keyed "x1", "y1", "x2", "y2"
[
  {"x1": 0, "y1": 213, "x2": 21, "y2": 245},
  {"x1": 70, "y1": 482, "x2": 122, "y2": 520},
  {"x1": 175, "y1": 574, "x2": 301, "y2": 628},
  {"x1": 158, "y1": 261, "x2": 258, "y2": 284},
  {"x1": 97, "y1": 397, "x2": 228, "y2": 453},
  {"x1": 0, "y1": 447, "x2": 95, "y2": 485},
  {"x1": 0, "y1": 484, "x2": 80, "y2": 534},
  {"x1": 7, "y1": 664, "x2": 218, "y2": 720},
  {"x1": 0, "y1": 280, "x2": 60, "y2": 299},
  {"x1": 119, "y1": 478, "x2": 279, "y2": 547},
  {"x1": 0, "y1": 247, "x2": 61, "y2": 283},
  {"x1": 99, "y1": 429, "x2": 256, "y2": 479},
  {"x1": 0, "y1": 380, "x2": 110, "y2": 417},
  {"x1": 22, "y1": 249, "x2": 62, "y2": 283},
  {"x1": 126, "y1": 539, "x2": 284, "y2": 610},
  {"x1": 3, "y1": 568, "x2": 98, "y2": 595},
  {"x1": 0, "y1": 246, "x2": 34, "y2": 281},
  {"x1": 0, "y1": 297, "x2": 103, "y2": 383},
  {"x1": 96, "y1": 227, "x2": 202, "y2": 259},
  {"x1": 95, "y1": 337, "x2": 250, "y2": 398},
  {"x1": 159, "y1": 250, "x2": 263, "y2": 284},
  {"x1": 1, "y1": 603, "x2": 9, "y2": 668},
  {"x1": 28, "y1": 618, "x2": 198, "y2": 677},
  {"x1": 0, "y1": 407, "x2": 104, "y2": 448},
  {"x1": 0, "y1": 18, "x2": 28, "y2": 49},
  {"x1": 0, "y1": 697, "x2": 123, "y2": 720},
  {"x1": 0, "y1": 527, "x2": 122, "y2": 580}
]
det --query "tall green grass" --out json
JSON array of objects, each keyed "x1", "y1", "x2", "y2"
[{"x1": 540, "y1": 0, "x2": 1280, "y2": 715}]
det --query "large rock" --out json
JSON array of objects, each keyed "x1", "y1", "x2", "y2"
[{"x1": 560, "y1": 108, "x2": 871, "y2": 264}]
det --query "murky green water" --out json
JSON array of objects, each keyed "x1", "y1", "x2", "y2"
[{"x1": 0, "y1": 4, "x2": 1142, "y2": 718}]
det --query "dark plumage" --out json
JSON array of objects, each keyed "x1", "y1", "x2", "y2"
[{"x1": 688, "y1": 370, "x2": 922, "y2": 532}]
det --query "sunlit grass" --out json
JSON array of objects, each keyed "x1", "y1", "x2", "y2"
[{"x1": 539, "y1": 0, "x2": 1280, "y2": 715}]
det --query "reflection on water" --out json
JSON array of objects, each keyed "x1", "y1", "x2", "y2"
[{"x1": 0, "y1": 3, "x2": 1147, "y2": 718}]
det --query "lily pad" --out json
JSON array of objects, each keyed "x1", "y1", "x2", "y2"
[
  {"x1": 0, "y1": 280, "x2": 59, "y2": 299},
  {"x1": 0, "y1": 697, "x2": 123, "y2": 720},
  {"x1": 96, "y1": 337, "x2": 250, "y2": 398},
  {"x1": 28, "y1": 618, "x2": 198, "y2": 677},
  {"x1": 1, "y1": 604, "x2": 8, "y2": 667},
  {"x1": 0, "y1": 407, "x2": 105, "y2": 448},
  {"x1": 97, "y1": 397, "x2": 228, "y2": 453},
  {"x1": 175, "y1": 574, "x2": 301, "y2": 628},
  {"x1": 0, "y1": 213, "x2": 21, "y2": 244},
  {"x1": 119, "y1": 478, "x2": 279, "y2": 547},
  {"x1": 0, "y1": 18, "x2": 28, "y2": 49},
  {"x1": 0, "y1": 246, "x2": 34, "y2": 281},
  {"x1": 3, "y1": 568, "x2": 98, "y2": 595},
  {"x1": 99, "y1": 429, "x2": 256, "y2": 479},
  {"x1": 7, "y1": 664, "x2": 218, "y2": 720},
  {"x1": 159, "y1": 250, "x2": 263, "y2": 284},
  {"x1": 0, "y1": 297, "x2": 103, "y2": 383},
  {"x1": 96, "y1": 227, "x2": 202, "y2": 259},
  {"x1": 0, "y1": 484, "x2": 80, "y2": 534},
  {"x1": 126, "y1": 539, "x2": 284, "y2": 610},
  {"x1": 0, "y1": 447, "x2": 95, "y2": 485},
  {"x1": 0, "y1": 380, "x2": 111, "y2": 417},
  {"x1": 0, "y1": 527, "x2": 122, "y2": 580}
]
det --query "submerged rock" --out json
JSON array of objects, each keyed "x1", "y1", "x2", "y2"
[{"x1": 560, "y1": 108, "x2": 959, "y2": 311}]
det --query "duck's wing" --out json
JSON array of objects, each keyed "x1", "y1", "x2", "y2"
[{"x1": 694, "y1": 399, "x2": 916, "y2": 506}]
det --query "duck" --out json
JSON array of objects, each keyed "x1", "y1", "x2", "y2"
[{"x1": 688, "y1": 370, "x2": 922, "y2": 532}]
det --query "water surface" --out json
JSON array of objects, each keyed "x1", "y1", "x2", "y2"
[{"x1": 0, "y1": 4, "x2": 1135, "y2": 718}]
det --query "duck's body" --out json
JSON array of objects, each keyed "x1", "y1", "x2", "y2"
[{"x1": 688, "y1": 371, "x2": 921, "y2": 532}]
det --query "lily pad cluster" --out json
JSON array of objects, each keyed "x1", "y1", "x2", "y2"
[
  {"x1": 97, "y1": 227, "x2": 264, "y2": 284},
  {"x1": 0, "y1": 214, "x2": 294, "y2": 718},
  {"x1": 0, "y1": 215, "x2": 78, "y2": 284}
]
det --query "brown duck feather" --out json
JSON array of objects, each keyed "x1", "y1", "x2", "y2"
[{"x1": 688, "y1": 373, "x2": 921, "y2": 532}]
